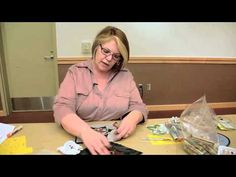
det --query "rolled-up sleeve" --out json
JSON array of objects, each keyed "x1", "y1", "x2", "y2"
[
  {"x1": 53, "y1": 69, "x2": 77, "y2": 124},
  {"x1": 126, "y1": 74, "x2": 149, "y2": 121}
]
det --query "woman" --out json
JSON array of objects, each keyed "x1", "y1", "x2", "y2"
[{"x1": 53, "y1": 26, "x2": 148, "y2": 155}]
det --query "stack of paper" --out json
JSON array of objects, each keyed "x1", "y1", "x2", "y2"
[{"x1": 0, "y1": 123, "x2": 15, "y2": 144}]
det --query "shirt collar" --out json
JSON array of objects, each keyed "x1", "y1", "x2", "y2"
[
  {"x1": 75, "y1": 58, "x2": 93, "y2": 72},
  {"x1": 76, "y1": 58, "x2": 129, "y2": 85}
]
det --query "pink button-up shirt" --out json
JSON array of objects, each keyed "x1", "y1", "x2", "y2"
[{"x1": 53, "y1": 58, "x2": 148, "y2": 124}]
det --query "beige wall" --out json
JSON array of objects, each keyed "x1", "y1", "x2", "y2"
[{"x1": 56, "y1": 22, "x2": 236, "y2": 57}]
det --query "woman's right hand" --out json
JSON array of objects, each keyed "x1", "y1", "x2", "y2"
[{"x1": 80, "y1": 127, "x2": 111, "y2": 155}]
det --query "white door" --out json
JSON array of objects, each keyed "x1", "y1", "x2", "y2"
[{"x1": 1, "y1": 22, "x2": 58, "y2": 110}]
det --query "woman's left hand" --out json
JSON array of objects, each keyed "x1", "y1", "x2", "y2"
[
  {"x1": 115, "y1": 110, "x2": 143, "y2": 139},
  {"x1": 115, "y1": 116, "x2": 137, "y2": 140}
]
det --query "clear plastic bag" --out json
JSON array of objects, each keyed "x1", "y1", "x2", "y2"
[{"x1": 180, "y1": 96, "x2": 219, "y2": 154}]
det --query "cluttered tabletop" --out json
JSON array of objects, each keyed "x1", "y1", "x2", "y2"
[{"x1": 0, "y1": 114, "x2": 236, "y2": 155}]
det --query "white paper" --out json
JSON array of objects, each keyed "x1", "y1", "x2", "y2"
[
  {"x1": 218, "y1": 145, "x2": 236, "y2": 155},
  {"x1": 57, "y1": 140, "x2": 83, "y2": 155},
  {"x1": 0, "y1": 123, "x2": 15, "y2": 144}
]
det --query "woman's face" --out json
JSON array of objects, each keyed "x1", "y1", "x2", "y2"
[{"x1": 93, "y1": 39, "x2": 121, "y2": 73}]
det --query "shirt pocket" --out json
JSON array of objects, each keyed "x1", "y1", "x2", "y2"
[
  {"x1": 75, "y1": 87, "x2": 90, "y2": 111},
  {"x1": 115, "y1": 91, "x2": 130, "y2": 98},
  {"x1": 112, "y1": 91, "x2": 130, "y2": 112}
]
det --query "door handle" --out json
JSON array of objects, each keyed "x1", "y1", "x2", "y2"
[
  {"x1": 44, "y1": 55, "x2": 54, "y2": 60},
  {"x1": 44, "y1": 51, "x2": 54, "y2": 60}
]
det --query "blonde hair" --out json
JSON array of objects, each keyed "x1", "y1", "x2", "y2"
[{"x1": 92, "y1": 26, "x2": 129, "y2": 71}]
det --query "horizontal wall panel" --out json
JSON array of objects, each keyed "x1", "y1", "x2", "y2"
[
  {"x1": 57, "y1": 57, "x2": 236, "y2": 105},
  {"x1": 11, "y1": 97, "x2": 54, "y2": 111}
]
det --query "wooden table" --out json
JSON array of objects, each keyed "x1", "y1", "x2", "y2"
[{"x1": 3, "y1": 114, "x2": 236, "y2": 155}]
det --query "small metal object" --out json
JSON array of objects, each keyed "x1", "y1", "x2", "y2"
[
  {"x1": 44, "y1": 55, "x2": 54, "y2": 60},
  {"x1": 166, "y1": 124, "x2": 183, "y2": 141}
]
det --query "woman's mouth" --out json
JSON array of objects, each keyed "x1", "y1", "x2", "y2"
[{"x1": 101, "y1": 61, "x2": 109, "y2": 67}]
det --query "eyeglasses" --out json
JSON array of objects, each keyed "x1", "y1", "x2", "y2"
[{"x1": 100, "y1": 44, "x2": 122, "y2": 61}]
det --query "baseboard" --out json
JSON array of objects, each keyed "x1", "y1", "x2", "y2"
[
  {"x1": 147, "y1": 102, "x2": 236, "y2": 111},
  {"x1": 147, "y1": 102, "x2": 236, "y2": 118},
  {"x1": 0, "y1": 111, "x2": 54, "y2": 123},
  {"x1": 1, "y1": 102, "x2": 236, "y2": 122}
]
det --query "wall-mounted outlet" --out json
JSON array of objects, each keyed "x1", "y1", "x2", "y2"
[
  {"x1": 138, "y1": 84, "x2": 144, "y2": 98},
  {"x1": 81, "y1": 41, "x2": 91, "y2": 54},
  {"x1": 146, "y1": 83, "x2": 151, "y2": 91}
]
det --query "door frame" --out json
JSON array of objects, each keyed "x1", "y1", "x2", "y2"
[
  {"x1": 0, "y1": 23, "x2": 11, "y2": 116},
  {"x1": 0, "y1": 22, "x2": 58, "y2": 114}
]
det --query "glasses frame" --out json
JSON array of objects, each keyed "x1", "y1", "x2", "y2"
[{"x1": 99, "y1": 44, "x2": 122, "y2": 62}]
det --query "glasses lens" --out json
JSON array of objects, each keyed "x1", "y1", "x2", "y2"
[
  {"x1": 102, "y1": 48, "x2": 111, "y2": 55},
  {"x1": 100, "y1": 44, "x2": 121, "y2": 61},
  {"x1": 113, "y1": 54, "x2": 121, "y2": 61}
]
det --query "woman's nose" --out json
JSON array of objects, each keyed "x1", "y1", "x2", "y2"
[{"x1": 105, "y1": 54, "x2": 113, "y2": 61}]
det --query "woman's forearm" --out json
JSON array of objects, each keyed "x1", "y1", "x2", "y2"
[{"x1": 61, "y1": 113, "x2": 90, "y2": 137}]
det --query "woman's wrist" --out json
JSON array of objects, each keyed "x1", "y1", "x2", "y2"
[{"x1": 125, "y1": 110, "x2": 143, "y2": 124}]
